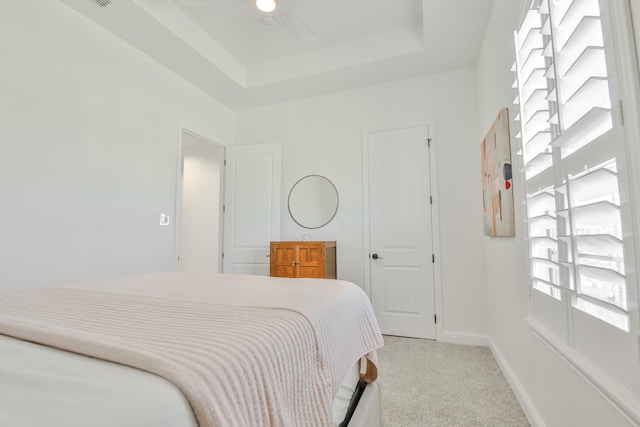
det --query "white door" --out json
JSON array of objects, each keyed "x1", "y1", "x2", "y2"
[
  {"x1": 222, "y1": 144, "x2": 281, "y2": 275},
  {"x1": 367, "y1": 126, "x2": 436, "y2": 339}
]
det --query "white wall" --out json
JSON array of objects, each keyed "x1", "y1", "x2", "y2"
[
  {"x1": 477, "y1": 0, "x2": 639, "y2": 425},
  {"x1": 633, "y1": 0, "x2": 640, "y2": 71},
  {"x1": 0, "y1": 0, "x2": 235, "y2": 290},
  {"x1": 236, "y1": 68, "x2": 488, "y2": 340}
]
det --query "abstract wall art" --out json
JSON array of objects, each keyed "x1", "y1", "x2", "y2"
[{"x1": 481, "y1": 108, "x2": 515, "y2": 237}]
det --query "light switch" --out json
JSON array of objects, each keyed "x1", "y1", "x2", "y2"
[{"x1": 159, "y1": 214, "x2": 170, "y2": 226}]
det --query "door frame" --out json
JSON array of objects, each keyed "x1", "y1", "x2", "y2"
[
  {"x1": 174, "y1": 124, "x2": 226, "y2": 272},
  {"x1": 361, "y1": 122, "x2": 443, "y2": 341}
]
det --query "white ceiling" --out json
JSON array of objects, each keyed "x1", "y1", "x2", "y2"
[{"x1": 59, "y1": 0, "x2": 493, "y2": 110}]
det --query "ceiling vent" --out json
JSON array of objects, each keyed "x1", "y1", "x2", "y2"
[{"x1": 90, "y1": 0, "x2": 116, "y2": 7}]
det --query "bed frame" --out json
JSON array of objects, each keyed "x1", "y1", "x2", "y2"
[{"x1": 341, "y1": 381, "x2": 381, "y2": 427}]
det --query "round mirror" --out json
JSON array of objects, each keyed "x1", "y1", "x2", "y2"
[{"x1": 288, "y1": 175, "x2": 339, "y2": 229}]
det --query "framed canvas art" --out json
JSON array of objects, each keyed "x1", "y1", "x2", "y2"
[{"x1": 481, "y1": 108, "x2": 515, "y2": 237}]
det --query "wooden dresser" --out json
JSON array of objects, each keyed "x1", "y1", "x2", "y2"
[{"x1": 270, "y1": 241, "x2": 336, "y2": 279}]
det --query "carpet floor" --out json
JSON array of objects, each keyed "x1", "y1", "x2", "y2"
[{"x1": 376, "y1": 335, "x2": 530, "y2": 427}]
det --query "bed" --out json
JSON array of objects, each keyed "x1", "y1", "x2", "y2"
[{"x1": 0, "y1": 272, "x2": 383, "y2": 427}]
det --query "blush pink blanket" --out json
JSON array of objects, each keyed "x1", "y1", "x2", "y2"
[{"x1": 0, "y1": 273, "x2": 383, "y2": 427}]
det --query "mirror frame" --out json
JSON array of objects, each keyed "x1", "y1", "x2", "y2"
[{"x1": 287, "y1": 175, "x2": 339, "y2": 229}]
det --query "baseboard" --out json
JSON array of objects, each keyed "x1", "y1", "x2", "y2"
[
  {"x1": 439, "y1": 330, "x2": 490, "y2": 347},
  {"x1": 489, "y1": 337, "x2": 545, "y2": 427}
]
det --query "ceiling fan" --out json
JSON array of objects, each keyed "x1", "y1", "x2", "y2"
[{"x1": 176, "y1": 0, "x2": 319, "y2": 47}]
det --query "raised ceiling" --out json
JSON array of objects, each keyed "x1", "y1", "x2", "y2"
[{"x1": 59, "y1": 0, "x2": 493, "y2": 110}]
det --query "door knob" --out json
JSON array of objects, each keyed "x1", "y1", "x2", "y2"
[{"x1": 371, "y1": 253, "x2": 383, "y2": 260}]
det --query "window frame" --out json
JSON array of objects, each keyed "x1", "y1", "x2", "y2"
[{"x1": 514, "y1": 0, "x2": 640, "y2": 410}]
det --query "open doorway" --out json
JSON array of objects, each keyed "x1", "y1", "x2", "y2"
[{"x1": 176, "y1": 130, "x2": 225, "y2": 273}]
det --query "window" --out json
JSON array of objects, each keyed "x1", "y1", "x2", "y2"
[
  {"x1": 513, "y1": 0, "x2": 640, "y2": 412},
  {"x1": 514, "y1": 0, "x2": 632, "y2": 331}
]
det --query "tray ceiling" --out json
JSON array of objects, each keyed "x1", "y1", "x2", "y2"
[{"x1": 59, "y1": 0, "x2": 493, "y2": 110}]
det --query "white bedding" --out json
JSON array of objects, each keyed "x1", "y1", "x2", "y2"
[
  {"x1": 0, "y1": 335, "x2": 196, "y2": 427},
  {"x1": 0, "y1": 335, "x2": 361, "y2": 427},
  {"x1": 0, "y1": 273, "x2": 382, "y2": 426}
]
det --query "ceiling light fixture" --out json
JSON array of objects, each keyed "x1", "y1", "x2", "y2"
[{"x1": 255, "y1": 0, "x2": 277, "y2": 13}]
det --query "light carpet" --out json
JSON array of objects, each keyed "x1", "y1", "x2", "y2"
[{"x1": 376, "y1": 335, "x2": 529, "y2": 427}]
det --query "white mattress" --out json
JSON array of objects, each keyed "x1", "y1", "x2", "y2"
[{"x1": 0, "y1": 335, "x2": 361, "y2": 427}]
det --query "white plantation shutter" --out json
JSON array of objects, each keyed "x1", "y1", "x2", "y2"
[{"x1": 514, "y1": 0, "x2": 632, "y2": 332}]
